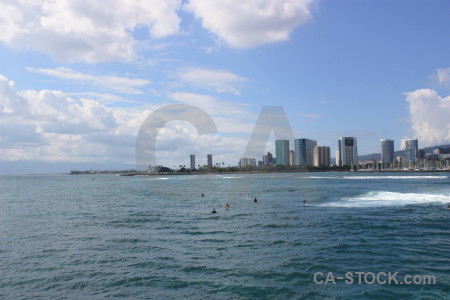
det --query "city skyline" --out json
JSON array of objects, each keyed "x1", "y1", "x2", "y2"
[
  {"x1": 0, "y1": 1, "x2": 449, "y2": 173},
  {"x1": 189, "y1": 135, "x2": 440, "y2": 169}
]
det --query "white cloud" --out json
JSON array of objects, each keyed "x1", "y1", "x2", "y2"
[
  {"x1": 65, "y1": 92, "x2": 139, "y2": 105},
  {"x1": 0, "y1": 74, "x2": 255, "y2": 168},
  {"x1": 432, "y1": 68, "x2": 450, "y2": 88},
  {"x1": 0, "y1": 0, "x2": 182, "y2": 63},
  {"x1": 28, "y1": 67, "x2": 150, "y2": 94},
  {"x1": 177, "y1": 68, "x2": 247, "y2": 95},
  {"x1": 169, "y1": 92, "x2": 250, "y2": 116},
  {"x1": 185, "y1": 0, "x2": 314, "y2": 48},
  {"x1": 298, "y1": 112, "x2": 323, "y2": 118},
  {"x1": 405, "y1": 89, "x2": 450, "y2": 147},
  {"x1": 168, "y1": 92, "x2": 256, "y2": 133}
]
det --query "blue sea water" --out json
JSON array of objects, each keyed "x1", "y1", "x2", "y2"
[{"x1": 0, "y1": 172, "x2": 449, "y2": 299}]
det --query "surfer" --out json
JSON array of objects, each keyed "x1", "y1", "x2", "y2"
[
  {"x1": 224, "y1": 202, "x2": 230, "y2": 208},
  {"x1": 201, "y1": 193, "x2": 204, "y2": 197},
  {"x1": 254, "y1": 197, "x2": 257, "y2": 203},
  {"x1": 212, "y1": 208, "x2": 217, "y2": 214},
  {"x1": 303, "y1": 200, "x2": 308, "y2": 203}
]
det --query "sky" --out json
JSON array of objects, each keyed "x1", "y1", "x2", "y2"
[{"x1": 0, "y1": 0, "x2": 449, "y2": 173}]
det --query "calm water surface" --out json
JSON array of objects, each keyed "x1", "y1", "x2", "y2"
[{"x1": 0, "y1": 172, "x2": 449, "y2": 299}]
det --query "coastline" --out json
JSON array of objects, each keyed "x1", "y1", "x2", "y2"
[{"x1": 68, "y1": 169, "x2": 450, "y2": 176}]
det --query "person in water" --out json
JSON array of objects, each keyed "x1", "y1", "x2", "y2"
[
  {"x1": 201, "y1": 193, "x2": 204, "y2": 197},
  {"x1": 212, "y1": 208, "x2": 217, "y2": 214},
  {"x1": 224, "y1": 202, "x2": 230, "y2": 208},
  {"x1": 254, "y1": 197, "x2": 257, "y2": 203}
]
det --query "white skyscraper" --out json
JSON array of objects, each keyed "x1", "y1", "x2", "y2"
[
  {"x1": 336, "y1": 150, "x2": 341, "y2": 166},
  {"x1": 338, "y1": 137, "x2": 358, "y2": 166},
  {"x1": 289, "y1": 150, "x2": 295, "y2": 166},
  {"x1": 313, "y1": 146, "x2": 331, "y2": 167},
  {"x1": 239, "y1": 157, "x2": 256, "y2": 167}
]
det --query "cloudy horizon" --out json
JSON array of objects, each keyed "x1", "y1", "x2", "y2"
[{"x1": 1, "y1": 0, "x2": 449, "y2": 173}]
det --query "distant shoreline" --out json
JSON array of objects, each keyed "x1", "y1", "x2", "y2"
[{"x1": 68, "y1": 169, "x2": 450, "y2": 176}]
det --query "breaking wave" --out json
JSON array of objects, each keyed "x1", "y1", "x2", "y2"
[
  {"x1": 342, "y1": 175, "x2": 448, "y2": 180},
  {"x1": 322, "y1": 191, "x2": 450, "y2": 207}
]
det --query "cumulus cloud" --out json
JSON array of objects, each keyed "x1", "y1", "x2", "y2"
[
  {"x1": 432, "y1": 68, "x2": 450, "y2": 89},
  {"x1": 185, "y1": 0, "x2": 314, "y2": 48},
  {"x1": 177, "y1": 68, "x2": 247, "y2": 95},
  {"x1": 405, "y1": 89, "x2": 450, "y2": 147},
  {"x1": 0, "y1": 0, "x2": 182, "y2": 63},
  {"x1": 168, "y1": 92, "x2": 255, "y2": 133},
  {"x1": 0, "y1": 74, "x2": 253, "y2": 168},
  {"x1": 28, "y1": 67, "x2": 150, "y2": 94}
]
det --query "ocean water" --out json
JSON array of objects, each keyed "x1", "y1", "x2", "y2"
[{"x1": 0, "y1": 172, "x2": 449, "y2": 299}]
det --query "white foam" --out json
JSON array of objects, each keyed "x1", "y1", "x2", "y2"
[
  {"x1": 302, "y1": 176, "x2": 337, "y2": 179},
  {"x1": 222, "y1": 176, "x2": 243, "y2": 179},
  {"x1": 146, "y1": 177, "x2": 170, "y2": 180},
  {"x1": 321, "y1": 191, "x2": 450, "y2": 207},
  {"x1": 342, "y1": 176, "x2": 448, "y2": 180}
]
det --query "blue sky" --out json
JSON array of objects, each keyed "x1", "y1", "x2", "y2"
[{"x1": 0, "y1": 0, "x2": 449, "y2": 173}]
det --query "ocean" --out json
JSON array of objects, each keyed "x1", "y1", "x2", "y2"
[{"x1": 0, "y1": 172, "x2": 449, "y2": 299}]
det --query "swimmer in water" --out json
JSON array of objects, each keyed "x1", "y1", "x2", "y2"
[
  {"x1": 224, "y1": 202, "x2": 230, "y2": 208},
  {"x1": 212, "y1": 208, "x2": 217, "y2": 214},
  {"x1": 201, "y1": 193, "x2": 204, "y2": 197},
  {"x1": 254, "y1": 197, "x2": 257, "y2": 203}
]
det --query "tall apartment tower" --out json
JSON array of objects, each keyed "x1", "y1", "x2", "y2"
[
  {"x1": 403, "y1": 138, "x2": 418, "y2": 163},
  {"x1": 190, "y1": 154, "x2": 195, "y2": 170},
  {"x1": 335, "y1": 150, "x2": 341, "y2": 166},
  {"x1": 289, "y1": 150, "x2": 295, "y2": 166},
  {"x1": 380, "y1": 139, "x2": 394, "y2": 163},
  {"x1": 294, "y1": 138, "x2": 317, "y2": 167},
  {"x1": 263, "y1": 152, "x2": 274, "y2": 165},
  {"x1": 338, "y1": 137, "x2": 358, "y2": 166},
  {"x1": 207, "y1": 154, "x2": 213, "y2": 167},
  {"x1": 313, "y1": 146, "x2": 331, "y2": 167},
  {"x1": 239, "y1": 157, "x2": 256, "y2": 167},
  {"x1": 275, "y1": 140, "x2": 290, "y2": 166}
]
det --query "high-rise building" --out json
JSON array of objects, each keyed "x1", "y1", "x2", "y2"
[
  {"x1": 313, "y1": 146, "x2": 331, "y2": 167},
  {"x1": 403, "y1": 138, "x2": 418, "y2": 163},
  {"x1": 380, "y1": 139, "x2": 394, "y2": 163},
  {"x1": 289, "y1": 150, "x2": 295, "y2": 166},
  {"x1": 338, "y1": 137, "x2": 358, "y2": 166},
  {"x1": 190, "y1": 154, "x2": 195, "y2": 170},
  {"x1": 417, "y1": 149, "x2": 426, "y2": 160},
  {"x1": 239, "y1": 157, "x2": 256, "y2": 167},
  {"x1": 294, "y1": 138, "x2": 317, "y2": 167},
  {"x1": 207, "y1": 154, "x2": 213, "y2": 167},
  {"x1": 275, "y1": 140, "x2": 290, "y2": 166},
  {"x1": 263, "y1": 152, "x2": 274, "y2": 165},
  {"x1": 336, "y1": 150, "x2": 341, "y2": 166}
]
